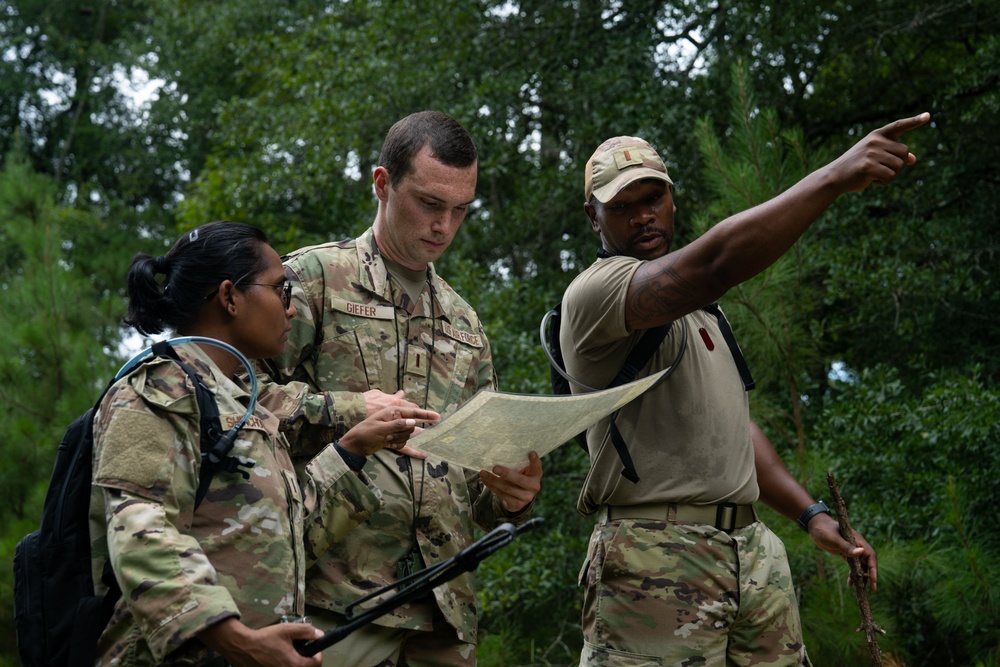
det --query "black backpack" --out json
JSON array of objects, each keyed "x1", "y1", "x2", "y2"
[
  {"x1": 12, "y1": 340, "x2": 252, "y2": 667},
  {"x1": 540, "y1": 301, "x2": 754, "y2": 483}
]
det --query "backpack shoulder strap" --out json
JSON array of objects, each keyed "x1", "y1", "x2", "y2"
[
  {"x1": 702, "y1": 302, "x2": 755, "y2": 391},
  {"x1": 150, "y1": 341, "x2": 251, "y2": 509},
  {"x1": 604, "y1": 323, "x2": 672, "y2": 483},
  {"x1": 608, "y1": 324, "x2": 672, "y2": 389},
  {"x1": 541, "y1": 301, "x2": 676, "y2": 483}
]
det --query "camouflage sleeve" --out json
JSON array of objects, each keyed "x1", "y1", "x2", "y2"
[
  {"x1": 295, "y1": 439, "x2": 384, "y2": 565},
  {"x1": 95, "y1": 387, "x2": 239, "y2": 661},
  {"x1": 474, "y1": 323, "x2": 500, "y2": 395},
  {"x1": 103, "y1": 488, "x2": 240, "y2": 658},
  {"x1": 469, "y1": 470, "x2": 537, "y2": 529},
  {"x1": 464, "y1": 324, "x2": 537, "y2": 529},
  {"x1": 255, "y1": 262, "x2": 367, "y2": 456}
]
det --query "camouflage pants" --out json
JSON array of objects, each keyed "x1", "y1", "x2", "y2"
[
  {"x1": 578, "y1": 518, "x2": 809, "y2": 666},
  {"x1": 306, "y1": 604, "x2": 476, "y2": 667}
]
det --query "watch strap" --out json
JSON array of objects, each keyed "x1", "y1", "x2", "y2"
[{"x1": 797, "y1": 500, "x2": 831, "y2": 531}]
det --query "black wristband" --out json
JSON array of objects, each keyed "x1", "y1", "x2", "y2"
[
  {"x1": 333, "y1": 440, "x2": 367, "y2": 472},
  {"x1": 797, "y1": 500, "x2": 832, "y2": 531}
]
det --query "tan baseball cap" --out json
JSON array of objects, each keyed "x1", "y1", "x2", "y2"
[{"x1": 584, "y1": 136, "x2": 672, "y2": 203}]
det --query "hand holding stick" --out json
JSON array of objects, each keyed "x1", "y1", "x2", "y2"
[{"x1": 826, "y1": 470, "x2": 886, "y2": 667}]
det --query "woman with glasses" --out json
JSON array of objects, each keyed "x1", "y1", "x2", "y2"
[{"x1": 91, "y1": 221, "x2": 440, "y2": 667}]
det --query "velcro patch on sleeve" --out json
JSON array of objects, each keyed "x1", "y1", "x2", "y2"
[{"x1": 96, "y1": 408, "x2": 179, "y2": 491}]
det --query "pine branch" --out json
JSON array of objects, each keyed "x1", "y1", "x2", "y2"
[{"x1": 826, "y1": 470, "x2": 887, "y2": 667}]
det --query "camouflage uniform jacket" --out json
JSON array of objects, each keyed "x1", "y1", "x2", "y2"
[
  {"x1": 90, "y1": 344, "x2": 382, "y2": 666},
  {"x1": 256, "y1": 228, "x2": 527, "y2": 643}
]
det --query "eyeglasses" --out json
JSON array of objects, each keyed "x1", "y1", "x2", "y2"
[{"x1": 237, "y1": 281, "x2": 293, "y2": 310}]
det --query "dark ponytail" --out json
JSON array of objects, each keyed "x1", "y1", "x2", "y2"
[{"x1": 123, "y1": 221, "x2": 270, "y2": 335}]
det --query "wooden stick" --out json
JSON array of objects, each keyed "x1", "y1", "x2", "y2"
[{"x1": 826, "y1": 470, "x2": 886, "y2": 667}]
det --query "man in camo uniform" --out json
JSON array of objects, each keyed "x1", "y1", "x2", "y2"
[
  {"x1": 257, "y1": 111, "x2": 543, "y2": 667},
  {"x1": 561, "y1": 114, "x2": 929, "y2": 665}
]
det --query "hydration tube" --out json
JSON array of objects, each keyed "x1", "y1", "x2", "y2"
[
  {"x1": 115, "y1": 335, "x2": 258, "y2": 434},
  {"x1": 539, "y1": 310, "x2": 689, "y2": 393}
]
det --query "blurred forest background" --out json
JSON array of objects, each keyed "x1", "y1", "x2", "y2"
[{"x1": 2, "y1": 1, "x2": 998, "y2": 665}]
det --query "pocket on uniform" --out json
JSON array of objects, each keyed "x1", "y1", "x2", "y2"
[
  {"x1": 578, "y1": 524, "x2": 604, "y2": 586},
  {"x1": 580, "y1": 639, "x2": 662, "y2": 667},
  {"x1": 437, "y1": 343, "x2": 475, "y2": 410},
  {"x1": 577, "y1": 557, "x2": 591, "y2": 587},
  {"x1": 324, "y1": 323, "x2": 387, "y2": 390},
  {"x1": 281, "y1": 469, "x2": 304, "y2": 517}
]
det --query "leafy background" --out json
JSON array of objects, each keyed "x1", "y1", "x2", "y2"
[{"x1": 1, "y1": 1, "x2": 998, "y2": 665}]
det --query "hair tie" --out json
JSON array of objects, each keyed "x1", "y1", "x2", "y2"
[{"x1": 153, "y1": 255, "x2": 169, "y2": 274}]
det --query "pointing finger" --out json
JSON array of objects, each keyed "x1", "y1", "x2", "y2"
[{"x1": 881, "y1": 112, "x2": 930, "y2": 141}]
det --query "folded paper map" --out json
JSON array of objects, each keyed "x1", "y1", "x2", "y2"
[{"x1": 408, "y1": 368, "x2": 668, "y2": 470}]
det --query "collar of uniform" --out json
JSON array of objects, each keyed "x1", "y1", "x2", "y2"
[
  {"x1": 356, "y1": 227, "x2": 457, "y2": 322},
  {"x1": 169, "y1": 341, "x2": 252, "y2": 402},
  {"x1": 172, "y1": 340, "x2": 281, "y2": 436}
]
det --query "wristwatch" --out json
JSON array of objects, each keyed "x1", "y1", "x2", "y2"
[{"x1": 796, "y1": 500, "x2": 832, "y2": 531}]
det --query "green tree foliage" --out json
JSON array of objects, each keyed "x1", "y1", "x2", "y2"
[
  {"x1": 0, "y1": 0, "x2": 192, "y2": 356},
  {"x1": 0, "y1": 148, "x2": 123, "y2": 523},
  {"x1": 816, "y1": 366, "x2": 999, "y2": 546},
  {"x1": 2, "y1": 0, "x2": 999, "y2": 664},
  {"x1": 873, "y1": 535, "x2": 1000, "y2": 667},
  {"x1": 695, "y1": 0, "x2": 1000, "y2": 387},
  {"x1": 0, "y1": 148, "x2": 124, "y2": 656},
  {"x1": 0, "y1": 1, "x2": 183, "y2": 227},
  {"x1": 799, "y1": 366, "x2": 1000, "y2": 665}
]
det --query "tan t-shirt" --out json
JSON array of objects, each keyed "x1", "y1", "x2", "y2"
[{"x1": 560, "y1": 255, "x2": 759, "y2": 514}]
